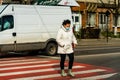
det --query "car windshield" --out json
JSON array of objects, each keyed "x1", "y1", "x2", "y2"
[{"x1": 0, "y1": 5, "x2": 7, "y2": 14}]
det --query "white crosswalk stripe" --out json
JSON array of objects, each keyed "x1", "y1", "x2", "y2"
[
  {"x1": 0, "y1": 59, "x2": 41, "y2": 64},
  {"x1": 71, "y1": 73, "x2": 117, "y2": 80},
  {"x1": 0, "y1": 63, "x2": 59, "y2": 71},
  {"x1": 0, "y1": 57, "x2": 117, "y2": 80},
  {"x1": 0, "y1": 60, "x2": 49, "y2": 66}
]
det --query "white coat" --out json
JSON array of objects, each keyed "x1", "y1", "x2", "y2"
[{"x1": 56, "y1": 26, "x2": 77, "y2": 54}]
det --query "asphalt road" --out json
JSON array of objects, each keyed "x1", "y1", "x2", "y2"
[
  {"x1": 38, "y1": 46, "x2": 120, "y2": 80},
  {"x1": 75, "y1": 45, "x2": 120, "y2": 55},
  {"x1": 74, "y1": 52, "x2": 120, "y2": 80},
  {"x1": 0, "y1": 45, "x2": 120, "y2": 80},
  {"x1": 74, "y1": 45, "x2": 120, "y2": 80}
]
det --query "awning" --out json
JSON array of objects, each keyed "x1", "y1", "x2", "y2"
[
  {"x1": 58, "y1": 0, "x2": 80, "y2": 6},
  {"x1": 87, "y1": 3, "x2": 97, "y2": 12}
]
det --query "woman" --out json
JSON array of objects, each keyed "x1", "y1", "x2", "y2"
[{"x1": 56, "y1": 19, "x2": 77, "y2": 77}]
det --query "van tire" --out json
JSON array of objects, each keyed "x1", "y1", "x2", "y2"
[{"x1": 45, "y1": 43, "x2": 57, "y2": 56}]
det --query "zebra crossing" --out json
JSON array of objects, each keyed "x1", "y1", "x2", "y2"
[{"x1": 0, "y1": 57, "x2": 117, "y2": 80}]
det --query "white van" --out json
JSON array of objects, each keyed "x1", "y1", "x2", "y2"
[{"x1": 0, "y1": 4, "x2": 73, "y2": 56}]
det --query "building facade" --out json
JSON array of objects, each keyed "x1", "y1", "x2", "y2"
[{"x1": 72, "y1": 0, "x2": 120, "y2": 34}]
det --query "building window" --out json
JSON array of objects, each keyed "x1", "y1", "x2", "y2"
[
  {"x1": 87, "y1": 13, "x2": 95, "y2": 27},
  {"x1": 75, "y1": 16, "x2": 79, "y2": 22},
  {"x1": 99, "y1": 14, "x2": 106, "y2": 24},
  {"x1": 113, "y1": 15, "x2": 120, "y2": 27}
]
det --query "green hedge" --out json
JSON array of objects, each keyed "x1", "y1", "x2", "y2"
[
  {"x1": 81, "y1": 27, "x2": 101, "y2": 39},
  {"x1": 101, "y1": 31, "x2": 120, "y2": 38}
]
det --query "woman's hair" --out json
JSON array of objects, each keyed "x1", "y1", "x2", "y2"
[{"x1": 62, "y1": 19, "x2": 71, "y2": 25}]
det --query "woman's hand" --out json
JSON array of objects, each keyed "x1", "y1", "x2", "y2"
[{"x1": 72, "y1": 43, "x2": 77, "y2": 49}]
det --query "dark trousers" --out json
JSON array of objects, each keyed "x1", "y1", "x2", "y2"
[{"x1": 60, "y1": 53, "x2": 74, "y2": 70}]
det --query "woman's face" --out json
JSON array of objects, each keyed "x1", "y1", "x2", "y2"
[
  {"x1": 64, "y1": 24, "x2": 70, "y2": 28},
  {"x1": 64, "y1": 23, "x2": 71, "y2": 31}
]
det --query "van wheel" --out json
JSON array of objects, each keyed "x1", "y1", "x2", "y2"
[{"x1": 45, "y1": 43, "x2": 57, "y2": 56}]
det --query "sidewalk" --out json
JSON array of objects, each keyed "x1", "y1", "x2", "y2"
[{"x1": 77, "y1": 38, "x2": 120, "y2": 46}]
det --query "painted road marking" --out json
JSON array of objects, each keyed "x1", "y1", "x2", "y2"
[
  {"x1": 0, "y1": 60, "x2": 49, "y2": 67},
  {"x1": 0, "y1": 58, "x2": 42, "y2": 64},
  {"x1": 0, "y1": 66, "x2": 82, "y2": 77},
  {"x1": 0, "y1": 63, "x2": 61, "y2": 71},
  {"x1": 10, "y1": 69, "x2": 107, "y2": 80},
  {"x1": 0, "y1": 57, "x2": 117, "y2": 80},
  {"x1": 71, "y1": 73, "x2": 117, "y2": 80}
]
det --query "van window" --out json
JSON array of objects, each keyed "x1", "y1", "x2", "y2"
[{"x1": 1, "y1": 15, "x2": 14, "y2": 31}]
